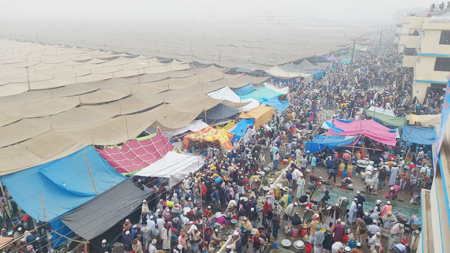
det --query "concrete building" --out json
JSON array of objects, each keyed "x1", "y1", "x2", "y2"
[
  {"x1": 413, "y1": 16, "x2": 450, "y2": 102},
  {"x1": 400, "y1": 16, "x2": 424, "y2": 68},
  {"x1": 395, "y1": 9, "x2": 450, "y2": 103},
  {"x1": 393, "y1": 17, "x2": 404, "y2": 44},
  {"x1": 421, "y1": 120, "x2": 450, "y2": 253}
]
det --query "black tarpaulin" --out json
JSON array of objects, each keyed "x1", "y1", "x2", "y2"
[
  {"x1": 199, "y1": 103, "x2": 239, "y2": 121},
  {"x1": 60, "y1": 179, "x2": 151, "y2": 240}
]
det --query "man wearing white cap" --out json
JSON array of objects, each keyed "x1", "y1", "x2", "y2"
[
  {"x1": 148, "y1": 239, "x2": 157, "y2": 253},
  {"x1": 100, "y1": 239, "x2": 112, "y2": 253},
  {"x1": 348, "y1": 198, "x2": 358, "y2": 224},
  {"x1": 141, "y1": 222, "x2": 151, "y2": 252},
  {"x1": 331, "y1": 241, "x2": 344, "y2": 253},
  {"x1": 142, "y1": 199, "x2": 150, "y2": 214},
  {"x1": 367, "y1": 220, "x2": 381, "y2": 239},
  {"x1": 368, "y1": 232, "x2": 381, "y2": 249},
  {"x1": 389, "y1": 162, "x2": 399, "y2": 186},
  {"x1": 354, "y1": 191, "x2": 365, "y2": 207},
  {"x1": 350, "y1": 242, "x2": 362, "y2": 253},
  {"x1": 122, "y1": 231, "x2": 133, "y2": 253},
  {"x1": 211, "y1": 229, "x2": 223, "y2": 245},
  {"x1": 232, "y1": 231, "x2": 243, "y2": 253}
]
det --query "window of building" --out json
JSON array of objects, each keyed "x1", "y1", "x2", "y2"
[
  {"x1": 404, "y1": 48, "x2": 417, "y2": 56},
  {"x1": 439, "y1": 31, "x2": 450, "y2": 45},
  {"x1": 395, "y1": 33, "x2": 399, "y2": 37},
  {"x1": 434, "y1": 57, "x2": 450, "y2": 71},
  {"x1": 410, "y1": 30, "x2": 419, "y2": 36}
]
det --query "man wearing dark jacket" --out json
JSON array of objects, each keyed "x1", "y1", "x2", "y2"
[
  {"x1": 323, "y1": 229, "x2": 334, "y2": 253},
  {"x1": 291, "y1": 212, "x2": 302, "y2": 225},
  {"x1": 122, "y1": 231, "x2": 133, "y2": 253}
]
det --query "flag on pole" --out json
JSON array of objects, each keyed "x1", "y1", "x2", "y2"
[{"x1": 326, "y1": 52, "x2": 339, "y2": 63}]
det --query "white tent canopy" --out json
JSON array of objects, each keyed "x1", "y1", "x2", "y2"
[
  {"x1": 367, "y1": 106, "x2": 395, "y2": 116},
  {"x1": 207, "y1": 86, "x2": 260, "y2": 112},
  {"x1": 135, "y1": 151, "x2": 205, "y2": 187},
  {"x1": 263, "y1": 83, "x2": 289, "y2": 95},
  {"x1": 265, "y1": 66, "x2": 301, "y2": 78},
  {"x1": 145, "y1": 120, "x2": 209, "y2": 138}
]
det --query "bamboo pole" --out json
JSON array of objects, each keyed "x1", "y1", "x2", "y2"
[
  {"x1": 84, "y1": 153, "x2": 98, "y2": 196},
  {"x1": 0, "y1": 179, "x2": 11, "y2": 218},
  {"x1": 404, "y1": 129, "x2": 414, "y2": 163},
  {"x1": 125, "y1": 117, "x2": 133, "y2": 174},
  {"x1": 41, "y1": 194, "x2": 47, "y2": 221}
]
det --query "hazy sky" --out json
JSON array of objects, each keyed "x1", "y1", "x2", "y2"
[{"x1": 0, "y1": 0, "x2": 435, "y2": 23}]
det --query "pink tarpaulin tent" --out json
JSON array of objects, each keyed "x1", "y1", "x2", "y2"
[
  {"x1": 328, "y1": 119, "x2": 397, "y2": 146},
  {"x1": 96, "y1": 128, "x2": 175, "y2": 174}
]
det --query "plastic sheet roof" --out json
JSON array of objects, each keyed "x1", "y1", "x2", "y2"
[
  {"x1": 183, "y1": 126, "x2": 234, "y2": 150},
  {"x1": 1, "y1": 146, "x2": 125, "y2": 221},
  {"x1": 328, "y1": 119, "x2": 397, "y2": 146},
  {"x1": 402, "y1": 126, "x2": 436, "y2": 145},
  {"x1": 135, "y1": 152, "x2": 205, "y2": 187},
  {"x1": 0, "y1": 40, "x2": 268, "y2": 175},
  {"x1": 60, "y1": 179, "x2": 151, "y2": 240},
  {"x1": 96, "y1": 128, "x2": 175, "y2": 174}
]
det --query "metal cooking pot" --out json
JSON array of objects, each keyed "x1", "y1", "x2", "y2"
[
  {"x1": 281, "y1": 239, "x2": 292, "y2": 249},
  {"x1": 293, "y1": 240, "x2": 305, "y2": 253}
]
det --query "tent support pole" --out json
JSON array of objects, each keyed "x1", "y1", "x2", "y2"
[
  {"x1": 404, "y1": 129, "x2": 414, "y2": 163},
  {"x1": 0, "y1": 179, "x2": 11, "y2": 218},
  {"x1": 41, "y1": 194, "x2": 47, "y2": 221},
  {"x1": 84, "y1": 153, "x2": 99, "y2": 196},
  {"x1": 125, "y1": 117, "x2": 133, "y2": 174}
]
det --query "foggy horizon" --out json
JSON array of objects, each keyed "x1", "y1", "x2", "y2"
[{"x1": 0, "y1": 0, "x2": 435, "y2": 24}]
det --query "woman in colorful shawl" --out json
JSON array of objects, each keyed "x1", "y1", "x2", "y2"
[
  {"x1": 388, "y1": 223, "x2": 404, "y2": 250},
  {"x1": 381, "y1": 211, "x2": 397, "y2": 237}
]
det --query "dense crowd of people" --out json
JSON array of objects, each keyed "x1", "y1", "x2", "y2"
[
  {"x1": 113, "y1": 43, "x2": 429, "y2": 253},
  {"x1": 1, "y1": 41, "x2": 435, "y2": 253}
]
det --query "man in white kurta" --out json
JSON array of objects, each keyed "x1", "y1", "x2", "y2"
[
  {"x1": 161, "y1": 225, "x2": 172, "y2": 250},
  {"x1": 296, "y1": 176, "x2": 305, "y2": 200},
  {"x1": 389, "y1": 166, "x2": 399, "y2": 186},
  {"x1": 348, "y1": 198, "x2": 358, "y2": 224}
]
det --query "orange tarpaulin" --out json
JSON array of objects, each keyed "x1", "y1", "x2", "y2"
[
  {"x1": 183, "y1": 126, "x2": 234, "y2": 150},
  {"x1": 239, "y1": 105, "x2": 275, "y2": 128}
]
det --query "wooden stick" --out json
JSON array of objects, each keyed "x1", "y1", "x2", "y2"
[
  {"x1": 0, "y1": 179, "x2": 11, "y2": 218},
  {"x1": 340, "y1": 146, "x2": 382, "y2": 151},
  {"x1": 41, "y1": 194, "x2": 47, "y2": 221},
  {"x1": 125, "y1": 117, "x2": 133, "y2": 174},
  {"x1": 84, "y1": 153, "x2": 98, "y2": 196},
  {"x1": 404, "y1": 129, "x2": 414, "y2": 163}
]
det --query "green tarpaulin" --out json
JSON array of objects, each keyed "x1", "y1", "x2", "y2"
[{"x1": 365, "y1": 110, "x2": 406, "y2": 127}]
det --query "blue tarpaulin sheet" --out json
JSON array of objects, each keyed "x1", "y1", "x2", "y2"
[
  {"x1": 260, "y1": 97, "x2": 289, "y2": 114},
  {"x1": 306, "y1": 135, "x2": 358, "y2": 154},
  {"x1": 402, "y1": 126, "x2": 436, "y2": 145},
  {"x1": 1, "y1": 145, "x2": 125, "y2": 246},
  {"x1": 231, "y1": 119, "x2": 255, "y2": 143},
  {"x1": 308, "y1": 69, "x2": 324, "y2": 80},
  {"x1": 50, "y1": 219, "x2": 74, "y2": 248},
  {"x1": 233, "y1": 84, "x2": 255, "y2": 96},
  {"x1": 240, "y1": 87, "x2": 283, "y2": 101}
]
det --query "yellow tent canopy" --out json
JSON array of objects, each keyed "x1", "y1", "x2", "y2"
[
  {"x1": 406, "y1": 114, "x2": 441, "y2": 127},
  {"x1": 239, "y1": 105, "x2": 275, "y2": 128}
]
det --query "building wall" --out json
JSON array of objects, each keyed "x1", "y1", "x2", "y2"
[
  {"x1": 420, "y1": 29, "x2": 450, "y2": 54},
  {"x1": 412, "y1": 81, "x2": 430, "y2": 102},
  {"x1": 405, "y1": 35, "x2": 419, "y2": 48},
  {"x1": 414, "y1": 56, "x2": 448, "y2": 82},
  {"x1": 402, "y1": 55, "x2": 417, "y2": 68}
]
